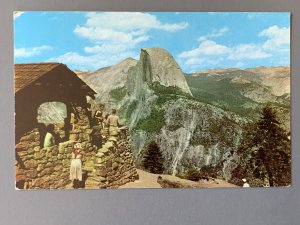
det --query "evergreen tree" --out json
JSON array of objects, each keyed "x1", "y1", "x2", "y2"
[
  {"x1": 143, "y1": 141, "x2": 164, "y2": 174},
  {"x1": 237, "y1": 104, "x2": 291, "y2": 186}
]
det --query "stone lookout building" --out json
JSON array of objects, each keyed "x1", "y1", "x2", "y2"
[
  {"x1": 15, "y1": 63, "x2": 138, "y2": 189},
  {"x1": 15, "y1": 63, "x2": 96, "y2": 143}
]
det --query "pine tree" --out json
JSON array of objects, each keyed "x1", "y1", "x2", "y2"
[
  {"x1": 238, "y1": 104, "x2": 291, "y2": 186},
  {"x1": 143, "y1": 141, "x2": 164, "y2": 174}
]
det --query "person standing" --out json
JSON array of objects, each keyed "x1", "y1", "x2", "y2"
[
  {"x1": 106, "y1": 109, "x2": 120, "y2": 137},
  {"x1": 242, "y1": 178, "x2": 250, "y2": 188},
  {"x1": 70, "y1": 143, "x2": 84, "y2": 188},
  {"x1": 95, "y1": 104, "x2": 106, "y2": 135},
  {"x1": 91, "y1": 118, "x2": 103, "y2": 149},
  {"x1": 94, "y1": 104, "x2": 105, "y2": 125}
]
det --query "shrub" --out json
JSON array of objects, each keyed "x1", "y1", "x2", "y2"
[
  {"x1": 109, "y1": 86, "x2": 127, "y2": 101},
  {"x1": 135, "y1": 108, "x2": 165, "y2": 133},
  {"x1": 143, "y1": 141, "x2": 164, "y2": 174},
  {"x1": 186, "y1": 166, "x2": 202, "y2": 181}
]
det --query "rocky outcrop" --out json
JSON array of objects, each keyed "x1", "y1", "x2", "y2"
[
  {"x1": 78, "y1": 58, "x2": 138, "y2": 109},
  {"x1": 129, "y1": 98, "x2": 244, "y2": 178},
  {"x1": 127, "y1": 48, "x2": 192, "y2": 97}
]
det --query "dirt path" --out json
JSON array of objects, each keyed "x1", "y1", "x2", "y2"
[
  {"x1": 119, "y1": 169, "x2": 162, "y2": 188},
  {"x1": 120, "y1": 169, "x2": 238, "y2": 189},
  {"x1": 65, "y1": 169, "x2": 238, "y2": 189}
]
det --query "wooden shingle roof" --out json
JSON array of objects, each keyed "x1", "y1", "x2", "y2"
[{"x1": 14, "y1": 62, "x2": 62, "y2": 93}]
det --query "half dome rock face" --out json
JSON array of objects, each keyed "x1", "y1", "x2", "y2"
[
  {"x1": 129, "y1": 48, "x2": 192, "y2": 95},
  {"x1": 139, "y1": 48, "x2": 192, "y2": 95}
]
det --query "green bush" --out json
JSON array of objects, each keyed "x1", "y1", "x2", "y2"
[
  {"x1": 109, "y1": 86, "x2": 127, "y2": 101},
  {"x1": 135, "y1": 108, "x2": 165, "y2": 133},
  {"x1": 186, "y1": 166, "x2": 202, "y2": 181},
  {"x1": 150, "y1": 82, "x2": 194, "y2": 106}
]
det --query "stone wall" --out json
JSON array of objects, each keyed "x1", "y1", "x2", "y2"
[
  {"x1": 86, "y1": 128, "x2": 139, "y2": 188},
  {"x1": 15, "y1": 106, "x2": 138, "y2": 189}
]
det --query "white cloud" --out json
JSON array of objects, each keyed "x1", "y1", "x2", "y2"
[
  {"x1": 234, "y1": 62, "x2": 245, "y2": 68},
  {"x1": 84, "y1": 44, "x2": 119, "y2": 54},
  {"x1": 198, "y1": 27, "x2": 229, "y2": 41},
  {"x1": 208, "y1": 26, "x2": 229, "y2": 38},
  {"x1": 259, "y1": 25, "x2": 290, "y2": 50},
  {"x1": 178, "y1": 38, "x2": 271, "y2": 68},
  {"x1": 178, "y1": 25, "x2": 289, "y2": 71},
  {"x1": 229, "y1": 44, "x2": 271, "y2": 60},
  {"x1": 179, "y1": 39, "x2": 230, "y2": 58},
  {"x1": 13, "y1": 11, "x2": 24, "y2": 20},
  {"x1": 84, "y1": 43, "x2": 139, "y2": 55},
  {"x1": 185, "y1": 57, "x2": 220, "y2": 68},
  {"x1": 74, "y1": 26, "x2": 149, "y2": 45},
  {"x1": 49, "y1": 50, "x2": 137, "y2": 71},
  {"x1": 75, "y1": 12, "x2": 187, "y2": 46},
  {"x1": 14, "y1": 45, "x2": 52, "y2": 58},
  {"x1": 84, "y1": 12, "x2": 188, "y2": 31},
  {"x1": 63, "y1": 12, "x2": 188, "y2": 70}
]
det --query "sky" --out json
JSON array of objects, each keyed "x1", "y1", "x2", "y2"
[{"x1": 14, "y1": 12, "x2": 290, "y2": 73}]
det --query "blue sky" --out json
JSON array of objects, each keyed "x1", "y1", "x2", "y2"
[{"x1": 14, "y1": 12, "x2": 290, "y2": 73}]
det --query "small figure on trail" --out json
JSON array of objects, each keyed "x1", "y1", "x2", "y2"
[
  {"x1": 242, "y1": 178, "x2": 250, "y2": 188},
  {"x1": 107, "y1": 109, "x2": 120, "y2": 137},
  {"x1": 43, "y1": 124, "x2": 55, "y2": 148},
  {"x1": 70, "y1": 143, "x2": 84, "y2": 189}
]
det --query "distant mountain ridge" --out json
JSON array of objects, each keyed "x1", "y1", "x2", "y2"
[{"x1": 191, "y1": 66, "x2": 290, "y2": 96}]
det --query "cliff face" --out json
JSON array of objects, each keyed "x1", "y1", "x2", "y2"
[
  {"x1": 128, "y1": 98, "x2": 244, "y2": 178},
  {"x1": 141, "y1": 48, "x2": 192, "y2": 95},
  {"x1": 113, "y1": 48, "x2": 244, "y2": 178},
  {"x1": 78, "y1": 58, "x2": 138, "y2": 109},
  {"x1": 127, "y1": 48, "x2": 192, "y2": 99}
]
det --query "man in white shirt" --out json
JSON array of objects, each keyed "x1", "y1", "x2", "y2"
[{"x1": 106, "y1": 109, "x2": 120, "y2": 137}]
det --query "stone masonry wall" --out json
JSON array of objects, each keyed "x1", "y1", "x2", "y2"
[
  {"x1": 15, "y1": 106, "x2": 138, "y2": 189},
  {"x1": 86, "y1": 128, "x2": 139, "y2": 188}
]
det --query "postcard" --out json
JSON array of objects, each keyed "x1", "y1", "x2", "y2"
[{"x1": 14, "y1": 12, "x2": 291, "y2": 189}]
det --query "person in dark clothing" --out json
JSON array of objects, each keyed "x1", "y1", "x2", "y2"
[{"x1": 91, "y1": 118, "x2": 102, "y2": 149}]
